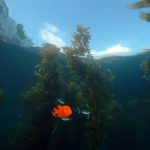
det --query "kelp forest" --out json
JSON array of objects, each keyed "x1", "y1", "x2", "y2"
[
  {"x1": 10, "y1": 24, "x2": 150, "y2": 150},
  {"x1": 1, "y1": 1, "x2": 150, "y2": 150},
  {"x1": 10, "y1": 26, "x2": 119, "y2": 150}
]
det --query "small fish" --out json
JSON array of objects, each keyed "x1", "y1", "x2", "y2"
[
  {"x1": 81, "y1": 110, "x2": 91, "y2": 115},
  {"x1": 80, "y1": 104, "x2": 91, "y2": 119},
  {"x1": 57, "y1": 98, "x2": 65, "y2": 104},
  {"x1": 80, "y1": 104, "x2": 90, "y2": 115},
  {"x1": 52, "y1": 105, "x2": 73, "y2": 120},
  {"x1": 52, "y1": 98, "x2": 91, "y2": 120},
  {"x1": 75, "y1": 107, "x2": 81, "y2": 114},
  {"x1": 74, "y1": 105, "x2": 91, "y2": 116}
]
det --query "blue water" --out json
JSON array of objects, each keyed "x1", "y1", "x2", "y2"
[{"x1": 0, "y1": 41, "x2": 150, "y2": 150}]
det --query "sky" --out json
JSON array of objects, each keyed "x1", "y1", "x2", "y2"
[{"x1": 4, "y1": 0, "x2": 150, "y2": 58}]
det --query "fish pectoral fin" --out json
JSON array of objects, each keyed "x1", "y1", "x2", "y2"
[
  {"x1": 52, "y1": 109, "x2": 60, "y2": 117},
  {"x1": 52, "y1": 108, "x2": 59, "y2": 115},
  {"x1": 53, "y1": 108, "x2": 58, "y2": 112},
  {"x1": 52, "y1": 111, "x2": 57, "y2": 117}
]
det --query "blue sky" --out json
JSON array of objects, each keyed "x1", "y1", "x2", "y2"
[{"x1": 5, "y1": 0, "x2": 150, "y2": 58}]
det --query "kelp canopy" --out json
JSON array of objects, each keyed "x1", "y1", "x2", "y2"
[
  {"x1": 11, "y1": 26, "x2": 117, "y2": 150},
  {"x1": 129, "y1": 0, "x2": 150, "y2": 21}
]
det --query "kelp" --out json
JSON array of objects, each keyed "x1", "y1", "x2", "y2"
[
  {"x1": 0, "y1": 89, "x2": 4, "y2": 108},
  {"x1": 80, "y1": 62, "x2": 117, "y2": 150},
  {"x1": 11, "y1": 26, "x2": 117, "y2": 150},
  {"x1": 140, "y1": 60, "x2": 150, "y2": 82},
  {"x1": 63, "y1": 26, "x2": 117, "y2": 150},
  {"x1": 127, "y1": 97, "x2": 150, "y2": 149},
  {"x1": 129, "y1": 57, "x2": 150, "y2": 148},
  {"x1": 10, "y1": 44, "x2": 63, "y2": 150},
  {"x1": 129, "y1": 0, "x2": 150, "y2": 22}
]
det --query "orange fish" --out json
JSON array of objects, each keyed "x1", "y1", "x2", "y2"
[{"x1": 52, "y1": 105, "x2": 73, "y2": 119}]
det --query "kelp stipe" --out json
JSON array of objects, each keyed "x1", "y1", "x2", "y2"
[
  {"x1": 140, "y1": 60, "x2": 150, "y2": 82},
  {"x1": 10, "y1": 44, "x2": 63, "y2": 150},
  {"x1": 63, "y1": 25, "x2": 117, "y2": 150},
  {"x1": 0, "y1": 89, "x2": 4, "y2": 108}
]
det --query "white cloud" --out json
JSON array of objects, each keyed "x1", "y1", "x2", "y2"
[
  {"x1": 39, "y1": 23, "x2": 66, "y2": 48},
  {"x1": 91, "y1": 44, "x2": 131, "y2": 57}
]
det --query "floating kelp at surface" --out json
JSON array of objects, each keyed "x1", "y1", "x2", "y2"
[
  {"x1": 129, "y1": 0, "x2": 150, "y2": 9},
  {"x1": 129, "y1": 0, "x2": 150, "y2": 22}
]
